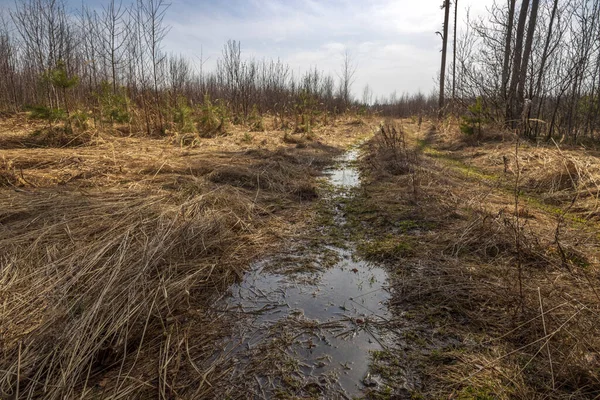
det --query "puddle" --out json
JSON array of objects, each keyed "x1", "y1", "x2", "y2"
[
  {"x1": 220, "y1": 148, "x2": 390, "y2": 397},
  {"x1": 326, "y1": 149, "x2": 360, "y2": 188}
]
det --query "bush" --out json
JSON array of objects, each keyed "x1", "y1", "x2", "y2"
[
  {"x1": 173, "y1": 96, "x2": 196, "y2": 133},
  {"x1": 293, "y1": 90, "x2": 320, "y2": 134},
  {"x1": 198, "y1": 95, "x2": 228, "y2": 138},
  {"x1": 95, "y1": 81, "x2": 130, "y2": 124},
  {"x1": 460, "y1": 97, "x2": 487, "y2": 137},
  {"x1": 248, "y1": 105, "x2": 264, "y2": 132},
  {"x1": 366, "y1": 122, "x2": 416, "y2": 175},
  {"x1": 26, "y1": 105, "x2": 66, "y2": 123},
  {"x1": 70, "y1": 110, "x2": 91, "y2": 131}
]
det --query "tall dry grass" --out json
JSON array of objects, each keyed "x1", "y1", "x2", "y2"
[
  {"x1": 0, "y1": 185, "x2": 269, "y2": 398},
  {"x1": 0, "y1": 140, "x2": 346, "y2": 398},
  {"x1": 359, "y1": 120, "x2": 600, "y2": 398}
]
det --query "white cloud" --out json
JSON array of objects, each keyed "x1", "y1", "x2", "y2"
[{"x1": 163, "y1": 0, "x2": 495, "y2": 98}]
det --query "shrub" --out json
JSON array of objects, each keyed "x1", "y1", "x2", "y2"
[
  {"x1": 70, "y1": 110, "x2": 91, "y2": 131},
  {"x1": 293, "y1": 90, "x2": 320, "y2": 134},
  {"x1": 173, "y1": 96, "x2": 196, "y2": 133},
  {"x1": 26, "y1": 105, "x2": 66, "y2": 123},
  {"x1": 460, "y1": 97, "x2": 487, "y2": 137},
  {"x1": 43, "y1": 60, "x2": 79, "y2": 91},
  {"x1": 248, "y1": 105, "x2": 264, "y2": 132},
  {"x1": 95, "y1": 81, "x2": 130, "y2": 124},
  {"x1": 242, "y1": 132, "x2": 254, "y2": 143},
  {"x1": 367, "y1": 122, "x2": 415, "y2": 175},
  {"x1": 198, "y1": 95, "x2": 228, "y2": 137}
]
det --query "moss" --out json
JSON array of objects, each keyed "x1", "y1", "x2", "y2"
[
  {"x1": 365, "y1": 350, "x2": 407, "y2": 400},
  {"x1": 357, "y1": 235, "x2": 414, "y2": 262},
  {"x1": 456, "y1": 385, "x2": 497, "y2": 400},
  {"x1": 403, "y1": 330, "x2": 428, "y2": 347},
  {"x1": 365, "y1": 386, "x2": 394, "y2": 400}
]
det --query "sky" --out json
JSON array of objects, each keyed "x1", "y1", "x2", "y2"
[
  {"x1": 160, "y1": 0, "x2": 495, "y2": 100},
  {"x1": 1, "y1": 0, "x2": 495, "y2": 100}
]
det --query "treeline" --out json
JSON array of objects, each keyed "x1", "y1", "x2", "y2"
[
  {"x1": 373, "y1": 91, "x2": 438, "y2": 118},
  {"x1": 0, "y1": 0, "x2": 360, "y2": 135},
  {"x1": 450, "y1": 0, "x2": 600, "y2": 142}
]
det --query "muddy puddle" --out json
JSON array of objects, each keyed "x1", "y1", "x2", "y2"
[{"x1": 220, "y1": 147, "x2": 391, "y2": 397}]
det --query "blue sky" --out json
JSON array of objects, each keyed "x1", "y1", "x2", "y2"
[
  {"x1": 1, "y1": 0, "x2": 495, "y2": 99},
  {"x1": 162, "y1": 0, "x2": 494, "y2": 99}
]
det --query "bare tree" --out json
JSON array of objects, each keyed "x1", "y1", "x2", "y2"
[
  {"x1": 438, "y1": 0, "x2": 451, "y2": 114},
  {"x1": 452, "y1": 0, "x2": 458, "y2": 99},
  {"x1": 362, "y1": 84, "x2": 373, "y2": 105},
  {"x1": 0, "y1": 16, "x2": 19, "y2": 111},
  {"x1": 139, "y1": 0, "x2": 170, "y2": 133},
  {"x1": 506, "y1": 0, "x2": 530, "y2": 125},
  {"x1": 517, "y1": 0, "x2": 540, "y2": 118},
  {"x1": 501, "y1": 0, "x2": 517, "y2": 100},
  {"x1": 338, "y1": 49, "x2": 357, "y2": 109},
  {"x1": 100, "y1": 0, "x2": 128, "y2": 93}
]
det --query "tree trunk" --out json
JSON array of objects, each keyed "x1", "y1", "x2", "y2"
[
  {"x1": 506, "y1": 0, "x2": 530, "y2": 126},
  {"x1": 516, "y1": 0, "x2": 539, "y2": 114},
  {"x1": 452, "y1": 0, "x2": 458, "y2": 100},
  {"x1": 438, "y1": 0, "x2": 451, "y2": 116},
  {"x1": 501, "y1": 0, "x2": 516, "y2": 101},
  {"x1": 534, "y1": 0, "x2": 558, "y2": 99}
]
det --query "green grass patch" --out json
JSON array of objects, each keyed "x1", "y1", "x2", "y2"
[
  {"x1": 357, "y1": 235, "x2": 414, "y2": 262},
  {"x1": 421, "y1": 141, "x2": 600, "y2": 234}
]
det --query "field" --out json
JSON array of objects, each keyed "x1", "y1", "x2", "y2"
[
  {"x1": 1, "y1": 114, "x2": 600, "y2": 399},
  {"x1": 0, "y1": 115, "x2": 370, "y2": 398},
  {"x1": 357, "y1": 120, "x2": 600, "y2": 399}
]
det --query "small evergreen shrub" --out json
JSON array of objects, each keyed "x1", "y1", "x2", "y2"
[
  {"x1": 460, "y1": 97, "x2": 487, "y2": 137},
  {"x1": 173, "y1": 96, "x2": 196, "y2": 133},
  {"x1": 198, "y1": 95, "x2": 228, "y2": 137},
  {"x1": 95, "y1": 81, "x2": 130, "y2": 124},
  {"x1": 248, "y1": 105, "x2": 264, "y2": 132}
]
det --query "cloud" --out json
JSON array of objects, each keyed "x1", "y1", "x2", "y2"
[
  {"x1": 1, "y1": 0, "x2": 494, "y2": 98},
  {"x1": 161, "y1": 0, "x2": 495, "y2": 98}
]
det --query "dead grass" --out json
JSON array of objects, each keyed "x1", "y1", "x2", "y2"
[
  {"x1": 417, "y1": 119, "x2": 600, "y2": 223},
  {"x1": 0, "y1": 126, "x2": 96, "y2": 149},
  {"x1": 363, "y1": 121, "x2": 418, "y2": 177},
  {"x1": 0, "y1": 158, "x2": 21, "y2": 187},
  {"x1": 358, "y1": 119, "x2": 600, "y2": 399},
  {"x1": 0, "y1": 113, "x2": 370, "y2": 399}
]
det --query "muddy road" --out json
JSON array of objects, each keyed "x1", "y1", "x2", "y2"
[{"x1": 212, "y1": 146, "x2": 398, "y2": 398}]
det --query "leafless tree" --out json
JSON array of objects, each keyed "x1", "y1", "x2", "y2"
[
  {"x1": 338, "y1": 49, "x2": 357, "y2": 110},
  {"x1": 362, "y1": 84, "x2": 373, "y2": 106},
  {"x1": 438, "y1": 0, "x2": 451, "y2": 114},
  {"x1": 452, "y1": 0, "x2": 458, "y2": 99},
  {"x1": 516, "y1": 0, "x2": 540, "y2": 118},
  {"x1": 100, "y1": 0, "x2": 128, "y2": 93},
  {"x1": 501, "y1": 0, "x2": 516, "y2": 100},
  {"x1": 507, "y1": 0, "x2": 530, "y2": 125}
]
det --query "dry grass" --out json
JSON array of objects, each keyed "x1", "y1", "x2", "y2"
[
  {"x1": 363, "y1": 121, "x2": 418, "y2": 177},
  {"x1": 0, "y1": 126, "x2": 96, "y2": 149},
  {"x1": 422, "y1": 119, "x2": 600, "y2": 221},
  {"x1": 0, "y1": 113, "x2": 371, "y2": 399},
  {"x1": 357, "y1": 120, "x2": 600, "y2": 399}
]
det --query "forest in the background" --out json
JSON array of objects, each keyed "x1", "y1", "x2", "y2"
[
  {"x1": 438, "y1": 0, "x2": 600, "y2": 143},
  {"x1": 0, "y1": 0, "x2": 370, "y2": 137},
  {"x1": 2, "y1": 0, "x2": 598, "y2": 142}
]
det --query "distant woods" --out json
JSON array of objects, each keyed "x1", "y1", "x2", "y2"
[
  {"x1": 445, "y1": 0, "x2": 600, "y2": 142},
  {"x1": 0, "y1": 0, "x2": 366, "y2": 135},
  {"x1": 1, "y1": 0, "x2": 599, "y2": 143}
]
